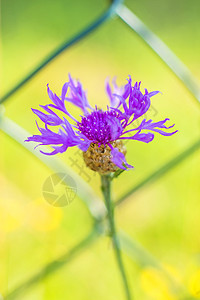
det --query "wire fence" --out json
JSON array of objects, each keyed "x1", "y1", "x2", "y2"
[{"x1": 1, "y1": 0, "x2": 200, "y2": 299}]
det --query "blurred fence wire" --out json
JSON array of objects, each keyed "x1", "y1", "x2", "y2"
[{"x1": 1, "y1": 0, "x2": 200, "y2": 299}]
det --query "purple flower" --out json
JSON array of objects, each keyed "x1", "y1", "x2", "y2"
[{"x1": 25, "y1": 74, "x2": 177, "y2": 171}]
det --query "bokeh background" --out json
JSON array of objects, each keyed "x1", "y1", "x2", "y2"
[{"x1": 1, "y1": 0, "x2": 200, "y2": 299}]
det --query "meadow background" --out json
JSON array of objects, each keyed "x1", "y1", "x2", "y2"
[{"x1": 1, "y1": 0, "x2": 200, "y2": 299}]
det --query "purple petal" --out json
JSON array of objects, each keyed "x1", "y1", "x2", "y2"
[
  {"x1": 148, "y1": 91, "x2": 160, "y2": 97},
  {"x1": 78, "y1": 140, "x2": 90, "y2": 151},
  {"x1": 66, "y1": 74, "x2": 92, "y2": 113},
  {"x1": 111, "y1": 147, "x2": 134, "y2": 170},
  {"x1": 25, "y1": 119, "x2": 83, "y2": 156},
  {"x1": 120, "y1": 132, "x2": 154, "y2": 143},
  {"x1": 40, "y1": 144, "x2": 68, "y2": 155},
  {"x1": 47, "y1": 84, "x2": 55, "y2": 102},
  {"x1": 47, "y1": 84, "x2": 62, "y2": 108},
  {"x1": 151, "y1": 128, "x2": 178, "y2": 136},
  {"x1": 105, "y1": 77, "x2": 124, "y2": 107},
  {"x1": 61, "y1": 82, "x2": 69, "y2": 101},
  {"x1": 46, "y1": 83, "x2": 77, "y2": 121},
  {"x1": 106, "y1": 81, "x2": 114, "y2": 105},
  {"x1": 32, "y1": 108, "x2": 63, "y2": 126}
]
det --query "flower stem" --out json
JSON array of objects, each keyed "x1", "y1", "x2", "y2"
[{"x1": 101, "y1": 174, "x2": 132, "y2": 300}]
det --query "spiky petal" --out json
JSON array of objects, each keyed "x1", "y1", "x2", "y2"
[{"x1": 25, "y1": 74, "x2": 177, "y2": 172}]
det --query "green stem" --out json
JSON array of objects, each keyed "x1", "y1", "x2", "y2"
[{"x1": 101, "y1": 175, "x2": 132, "y2": 300}]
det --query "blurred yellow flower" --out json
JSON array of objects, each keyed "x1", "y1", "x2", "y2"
[
  {"x1": 25, "y1": 198, "x2": 63, "y2": 231},
  {"x1": 0, "y1": 197, "x2": 25, "y2": 233},
  {"x1": 189, "y1": 269, "x2": 200, "y2": 298},
  {"x1": 140, "y1": 267, "x2": 176, "y2": 300}
]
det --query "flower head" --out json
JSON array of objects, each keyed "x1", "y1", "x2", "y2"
[{"x1": 25, "y1": 74, "x2": 177, "y2": 173}]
